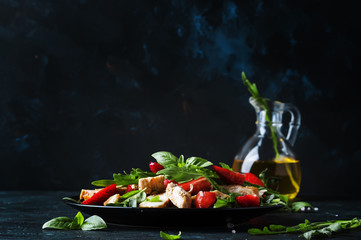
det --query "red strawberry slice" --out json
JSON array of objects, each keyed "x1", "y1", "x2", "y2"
[
  {"x1": 244, "y1": 172, "x2": 264, "y2": 187},
  {"x1": 82, "y1": 183, "x2": 118, "y2": 205},
  {"x1": 236, "y1": 194, "x2": 260, "y2": 207},
  {"x1": 127, "y1": 184, "x2": 137, "y2": 192},
  {"x1": 212, "y1": 165, "x2": 245, "y2": 185},
  {"x1": 194, "y1": 191, "x2": 217, "y2": 208},
  {"x1": 149, "y1": 162, "x2": 164, "y2": 173},
  {"x1": 179, "y1": 177, "x2": 212, "y2": 195},
  {"x1": 164, "y1": 179, "x2": 178, "y2": 188}
]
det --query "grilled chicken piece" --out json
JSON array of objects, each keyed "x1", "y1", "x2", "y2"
[
  {"x1": 103, "y1": 194, "x2": 121, "y2": 206},
  {"x1": 79, "y1": 189, "x2": 101, "y2": 201},
  {"x1": 211, "y1": 190, "x2": 230, "y2": 199},
  {"x1": 222, "y1": 185, "x2": 262, "y2": 198},
  {"x1": 166, "y1": 183, "x2": 192, "y2": 208},
  {"x1": 138, "y1": 175, "x2": 165, "y2": 195},
  {"x1": 138, "y1": 193, "x2": 170, "y2": 208}
]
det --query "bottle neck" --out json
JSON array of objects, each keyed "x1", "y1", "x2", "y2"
[
  {"x1": 256, "y1": 122, "x2": 282, "y2": 136},
  {"x1": 255, "y1": 111, "x2": 283, "y2": 136}
]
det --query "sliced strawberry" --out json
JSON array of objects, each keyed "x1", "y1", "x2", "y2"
[
  {"x1": 244, "y1": 172, "x2": 264, "y2": 187},
  {"x1": 236, "y1": 194, "x2": 260, "y2": 207},
  {"x1": 82, "y1": 183, "x2": 118, "y2": 205},
  {"x1": 212, "y1": 165, "x2": 245, "y2": 185},
  {"x1": 179, "y1": 177, "x2": 212, "y2": 195},
  {"x1": 149, "y1": 162, "x2": 164, "y2": 173},
  {"x1": 194, "y1": 191, "x2": 217, "y2": 208},
  {"x1": 164, "y1": 179, "x2": 178, "y2": 188},
  {"x1": 127, "y1": 184, "x2": 137, "y2": 192}
]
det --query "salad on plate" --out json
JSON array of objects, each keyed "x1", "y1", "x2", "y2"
[{"x1": 72, "y1": 151, "x2": 296, "y2": 210}]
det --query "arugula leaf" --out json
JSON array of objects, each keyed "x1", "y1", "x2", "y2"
[
  {"x1": 160, "y1": 231, "x2": 182, "y2": 239},
  {"x1": 92, "y1": 168, "x2": 155, "y2": 187},
  {"x1": 241, "y1": 72, "x2": 279, "y2": 159},
  {"x1": 248, "y1": 218, "x2": 361, "y2": 239},
  {"x1": 195, "y1": 167, "x2": 228, "y2": 193},
  {"x1": 258, "y1": 168, "x2": 280, "y2": 188},
  {"x1": 42, "y1": 212, "x2": 107, "y2": 231},
  {"x1": 131, "y1": 168, "x2": 156, "y2": 178},
  {"x1": 62, "y1": 197, "x2": 80, "y2": 204},
  {"x1": 213, "y1": 193, "x2": 240, "y2": 208},
  {"x1": 243, "y1": 181, "x2": 287, "y2": 208},
  {"x1": 112, "y1": 172, "x2": 137, "y2": 185},
  {"x1": 243, "y1": 181, "x2": 313, "y2": 212},
  {"x1": 269, "y1": 224, "x2": 286, "y2": 231},
  {"x1": 219, "y1": 162, "x2": 233, "y2": 171}
]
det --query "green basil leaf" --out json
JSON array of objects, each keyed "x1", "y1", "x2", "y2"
[
  {"x1": 69, "y1": 212, "x2": 84, "y2": 229},
  {"x1": 160, "y1": 231, "x2": 181, "y2": 239},
  {"x1": 128, "y1": 198, "x2": 138, "y2": 207},
  {"x1": 42, "y1": 217, "x2": 73, "y2": 230},
  {"x1": 185, "y1": 157, "x2": 213, "y2": 168},
  {"x1": 178, "y1": 155, "x2": 185, "y2": 167},
  {"x1": 43, "y1": 213, "x2": 107, "y2": 231},
  {"x1": 152, "y1": 151, "x2": 178, "y2": 167},
  {"x1": 81, "y1": 215, "x2": 107, "y2": 231},
  {"x1": 291, "y1": 201, "x2": 314, "y2": 212}
]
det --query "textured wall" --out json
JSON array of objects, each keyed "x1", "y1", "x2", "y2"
[{"x1": 1, "y1": 0, "x2": 360, "y2": 195}]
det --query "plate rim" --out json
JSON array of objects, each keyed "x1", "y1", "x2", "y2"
[
  {"x1": 63, "y1": 196, "x2": 284, "y2": 227},
  {"x1": 63, "y1": 196, "x2": 284, "y2": 211}
]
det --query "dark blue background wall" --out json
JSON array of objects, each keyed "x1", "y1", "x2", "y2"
[{"x1": 1, "y1": 0, "x2": 360, "y2": 196}]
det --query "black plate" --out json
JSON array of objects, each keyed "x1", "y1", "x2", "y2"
[{"x1": 63, "y1": 197, "x2": 282, "y2": 227}]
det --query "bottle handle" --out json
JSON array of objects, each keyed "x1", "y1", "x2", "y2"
[{"x1": 284, "y1": 103, "x2": 301, "y2": 146}]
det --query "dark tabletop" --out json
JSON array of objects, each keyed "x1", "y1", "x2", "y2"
[{"x1": 1, "y1": 191, "x2": 360, "y2": 240}]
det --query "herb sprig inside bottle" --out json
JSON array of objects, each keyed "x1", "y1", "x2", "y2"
[{"x1": 241, "y1": 72, "x2": 279, "y2": 159}]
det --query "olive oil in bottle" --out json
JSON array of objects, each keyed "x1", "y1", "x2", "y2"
[{"x1": 233, "y1": 156, "x2": 301, "y2": 200}]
